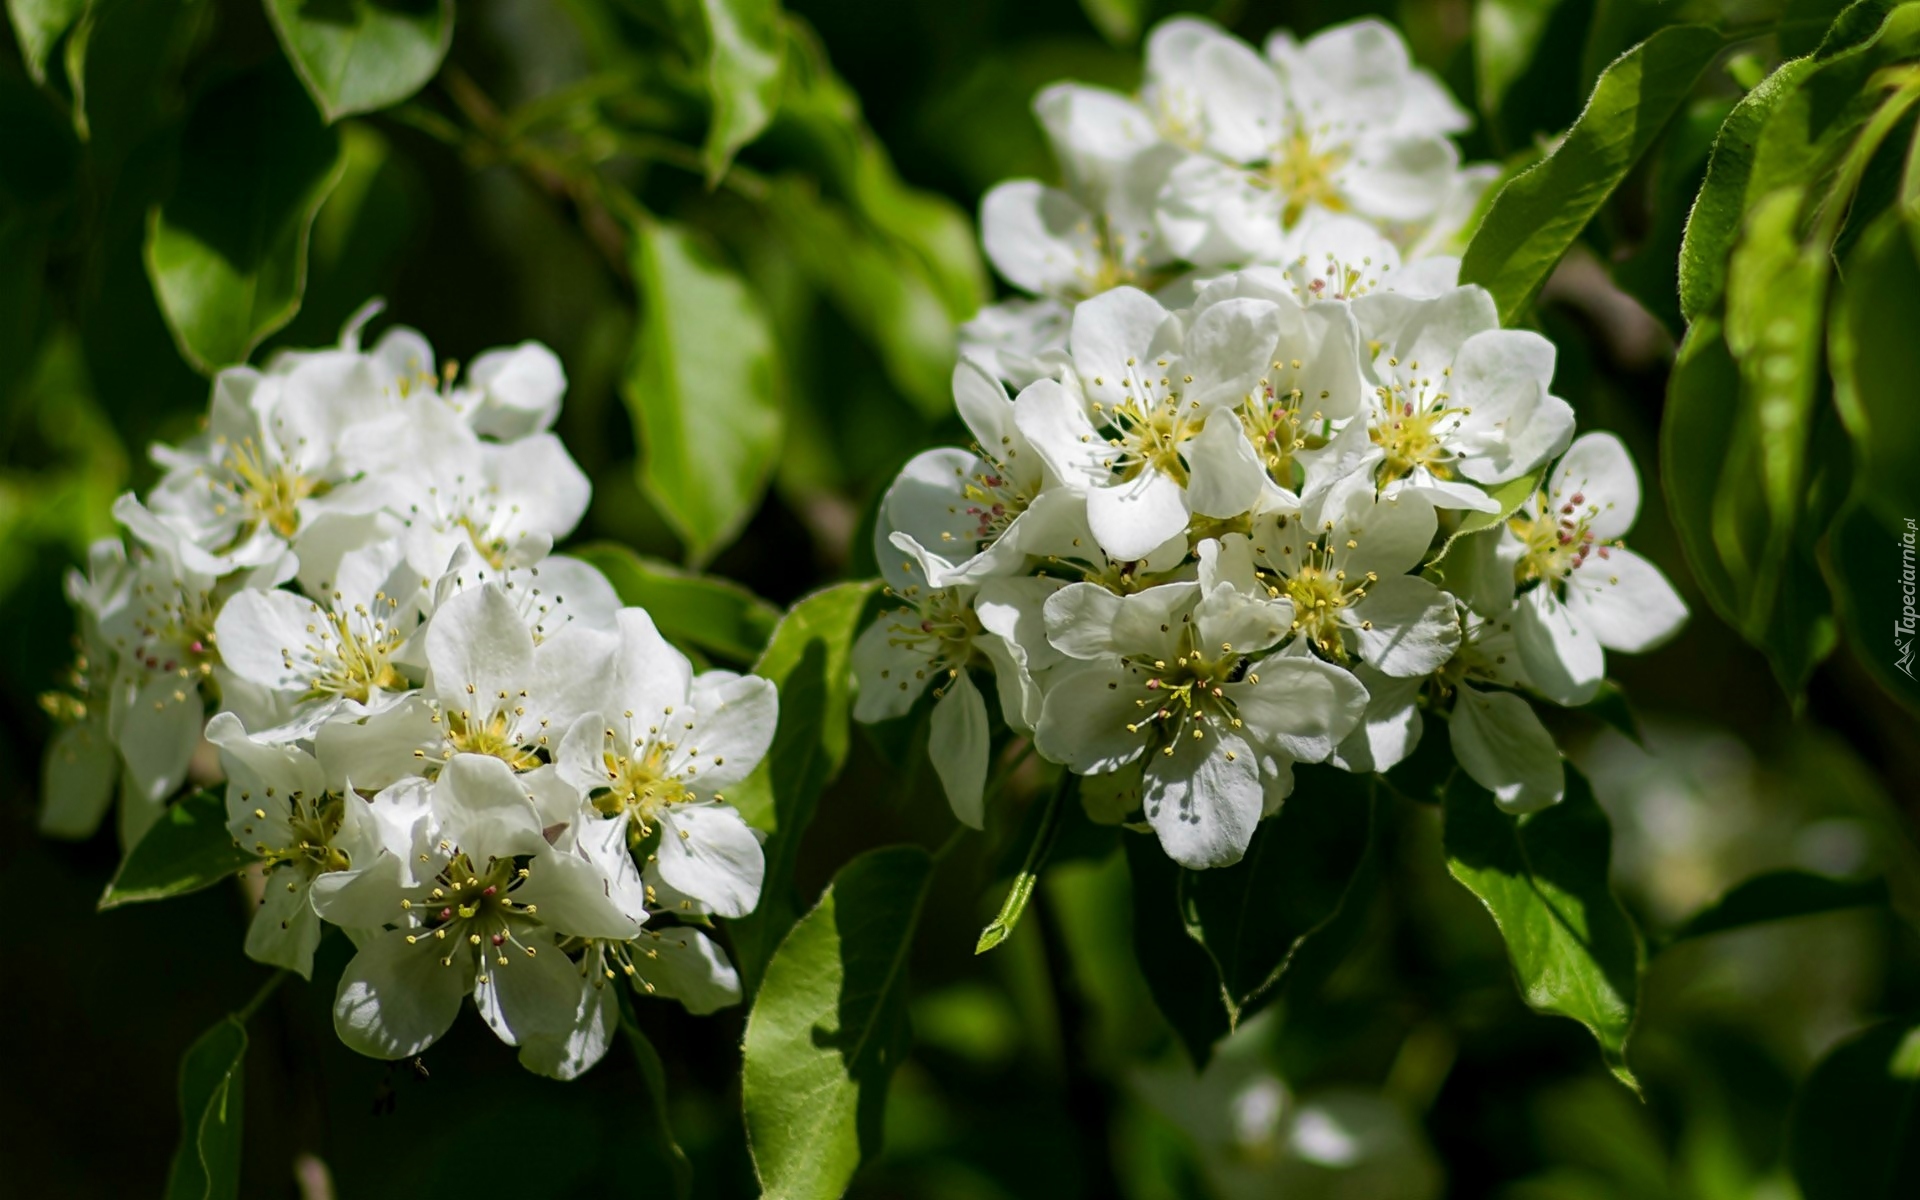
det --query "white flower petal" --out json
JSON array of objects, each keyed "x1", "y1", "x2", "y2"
[
  {"x1": 334, "y1": 930, "x2": 471, "y2": 1059},
  {"x1": 1143, "y1": 728, "x2": 1262, "y2": 869},
  {"x1": 1563, "y1": 547, "x2": 1688, "y2": 653},
  {"x1": 1349, "y1": 574, "x2": 1461, "y2": 677},
  {"x1": 655, "y1": 804, "x2": 766, "y2": 919},
  {"x1": 1449, "y1": 684, "x2": 1565, "y2": 813},
  {"x1": 1513, "y1": 587, "x2": 1605, "y2": 705},
  {"x1": 930, "y1": 672, "x2": 991, "y2": 829}
]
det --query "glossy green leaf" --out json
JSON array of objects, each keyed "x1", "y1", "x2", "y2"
[
  {"x1": 1459, "y1": 24, "x2": 1724, "y2": 325},
  {"x1": 1443, "y1": 767, "x2": 1643, "y2": 1089},
  {"x1": 725, "y1": 581, "x2": 878, "y2": 990},
  {"x1": 1720, "y1": 188, "x2": 1828, "y2": 615},
  {"x1": 572, "y1": 541, "x2": 780, "y2": 663},
  {"x1": 1831, "y1": 209, "x2": 1920, "y2": 523},
  {"x1": 625, "y1": 219, "x2": 783, "y2": 566},
  {"x1": 144, "y1": 64, "x2": 346, "y2": 372},
  {"x1": 977, "y1": 773, "x2": 1070, "y2": 955},
  {"x1": 1790, "y1": 1019, "x2": 1920, "y2": 1197},
  {"x1": 768, "y1": 179, "x2": 964, "y2": 418},
  {"x1": 700, "y1": 0, "x2": 784, "y2": 184},
  {"x1": 743, "y1": 845, "x2": 932, "y2": 1200},
  {"x1": 1668, "y1": 869, "x2": 1888, "y2": 945},
  {"x1": 263, "y1": 0, "x2": 453, "y2": 122},
  {"x1": 1474, "y1": 0, "x2": 1572, "y2": 120},
  {"x1": 1177, "y1": 767, "x2": 1373, "y2": 1028},
  {"x1": 163, "y1": 1016, "x2": 246, "y2": 1200},
  {"x1": 6, "y1": 0, "x2": 86, "y2": 83},
  {"x1": 1745, "y1": 6, "x2": 1920, "y2": 215},
  {"x1": 618, "y1": 1002, "x2": 694, "y2": 1200},
  {"x1": 1678, "y1": 57, "x2": 1818, "y2": 322},
  {"x1": 99, "y1": 788, "x2": 251, "y2": 911}
]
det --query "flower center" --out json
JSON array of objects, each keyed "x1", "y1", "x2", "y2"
[
  {"x1": 1368, "y1": 363, "x2": 1464, "y2": 484},
  {"x1": 1239, "y1": 371, "x2": 1330, "y2": 490},
  {"x1": 1091, "y1": 357, "x2": 1202, "y2": 486},
  {"x1": 595, "y1": 733, "x2": 694, "y2": 834},
  {"x1": 1512, "y1": 488, "x2": 1614, "y2": 592},
  {"x1": 441, "y1": 696, "x2": 545, "y2": 771},
  {"x1": 213, "y1": 436, "x2": 323, "y2": 541},
  {"x1": 1262, "y1": 130, "x2": 1347, "y2": 225},
  {"x1": 959, "y1": 453, "x2": 1036, "y2": 549},
  {"x1": 400, "y1": 850, "x2": 545, "y2": 974},
  {"x1": 1255, "y1": 517, "x2": 1378, "y2": 661},
  {"x1": 1119, "y1": 623, "x2": 1251, "y2": 759},
  {"x1": 234, "y1": 789, "x2": 352, "y2": 877},
  {"x1": 288, "y1": 592, "x2": 409, "y2": 703}
]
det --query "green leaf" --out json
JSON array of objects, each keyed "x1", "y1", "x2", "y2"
[
  {"x1": 1678, "y1": 56, "x2": 1819, "y2": 322},
  {"x1": 767, "y1": 178, "x2": 965, "y2": 418},
  {"x1": 617, "y1": 1001, "x2": 694, "y2": 1200},
  {"x1": 1474, "y1": 0, "x2": 1573, "y2": 120},
  {"x1": 1667, "y1": 869, "x2": 1889, "y2": 945},
  {"x1": 1580, "y1": 680, "x2": 1644, "y2": 747},
  {"x1": 742, "y1": 844, "x2": 932, "y2": 1200},
  {"x1": 1831, "y1": 209, "x2": 1920, "y2": 523},
  {"x1": 1177, "y1": 767, "x2": 1373, "y2": 1028},
  {"x1": 263, "y1": 0, "x2": 453, "y2": 122},
  {"x1": 572, "y1": 541, "x2": 780, "y2": 663},
  {"x1": 1789, "y1": 1018, "x2": 1920, "y2": 1198},
  {"x1": 1459, "y1": 24, "x2": 1724, "y2": 325},
  {"x1": 1443, "y1": 767, "x2": 1643, "y2": 1090},
  {"x1": 725, "y1": 581, "x2": 878, "y2": 990},
  {"x1": 625, "y1": 219, "x2": 783, "y2": 566},
  {"x1": 1429, "y1": 468, "x2": 1543, "y2": 570},
  {"x1": 699, "y1": 0, "x2": 784, "y2": 184},
  {"x1": 6, "y1": 0, "x2": 86, "y2": 83},
  {"x1": 144, "y1": 64, "x2": 346, "y2": 372},
  {"x1": 976, "y1": 772, "x2": 1070, "y2": 955},
  {"x1": 1124, "y1": 829, "x2": 1229, "y2": 1068},
  {"x1": 163, "y1": 1016, "x2": 247, "y2": 1200},
  {"x1": 1078, "y1": 0, "x2": 1145, "y2": 46},
  {"x1": 99, "y1": 788, "x2": 252, "y2": 910}
]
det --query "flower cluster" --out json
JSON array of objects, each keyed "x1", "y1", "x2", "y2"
[
  {"x1": 960, "y1": 16, "x2": 1498, "y2": 388},
  {"x1": 856, "y1": 16, "x2": 1687, "y2": 869},
  {"x1": 40, "y1": 305, "x2": 774, "y2": 1078}
]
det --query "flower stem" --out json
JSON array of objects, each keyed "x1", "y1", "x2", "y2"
[{"x1": 235, "y1": 969, "x2": 288, "y2": 1025}]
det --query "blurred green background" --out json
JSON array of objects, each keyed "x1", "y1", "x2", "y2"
[{"x1": 4, "y1": 0, "x2": 1919, "y2": 1196}]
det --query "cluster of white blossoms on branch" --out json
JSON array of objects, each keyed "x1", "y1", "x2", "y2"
[
  {"x1": 40, "y1": 304, "x2": 774, "y2": 1078},
  {"x1": 856, "y1": 16, "x2": 1688, "y2": 869}
]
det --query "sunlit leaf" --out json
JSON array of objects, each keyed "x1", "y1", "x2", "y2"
[
  {"x1": 99, "y1": 788, "x2": 251, "y2": 911},
  {"x1": 1078, "y1": 0, "x2": 1145, "y2": 47},
  {"x1": 144, "y1": 64, "x2": 346, "y2": 372},
  {"x1": 263, "y1": 0, "x2": 453, "y2": 122},
  {"x1": 625, "y1": 219, "x2": 783, "y2": 566},
  {"x1": 725, "y1": 581, "x2": 878, "y2": 990},
  {"x1": 1460, "y1": 24, "x2": 1724, "y2": 324},
  {"x1": 743, "y1": 845, "x2": 932, "y2": 1200},
  {"x1": 5, "y1": 0, "x2": 86, "y2": 83},
  {"x1": 699, "y1": 0, "x2": 784, "y2": 183},
  {"x1": 1678, "y1": 57, "x2": 1818, "y2": 322},
  {"x1": 573, "y1": 541, "x2": 780, "y2": 663},
  {"x1": 1443, "y1": 767, "x2": 1643, "y2": 1090}
]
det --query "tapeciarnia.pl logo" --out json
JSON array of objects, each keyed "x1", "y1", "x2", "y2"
[{"x1": 1899, "y1": 517, "x2": 1917, "y2": 680}]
